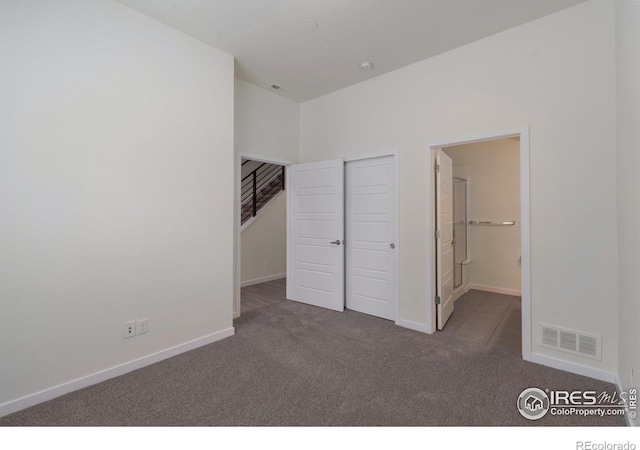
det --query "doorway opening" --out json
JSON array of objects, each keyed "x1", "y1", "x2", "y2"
[
  {"x1": 236, "y1": 153, "x2": 402, "y2": 327},
  {"x1": 428, "y1": 130, "x2": 531, "y2": 361},
  {"x1": 235, "y1": 154, "x2": 292, "y2": 318}
]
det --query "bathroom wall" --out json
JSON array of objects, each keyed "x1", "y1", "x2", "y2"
[{"x1": 444, "y1": 138, "x2": 521, "y2": 295}]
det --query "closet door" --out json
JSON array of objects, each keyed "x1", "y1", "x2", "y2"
[
  {"x1": 287, "y1": 159, "x2": 345, "y2": 312},
  {"x1": 345, "y1": 156, "x2": 396, "y2": 321}
]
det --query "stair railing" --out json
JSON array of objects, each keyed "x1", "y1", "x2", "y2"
[{"x1": 241, "y1": 162, "x2": 285, "y2": 225}]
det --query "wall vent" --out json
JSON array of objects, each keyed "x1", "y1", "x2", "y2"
[
  {"x1": 541, "y1": 326, "x2": 558, "y2": 347},
  {"x1": 539, "y1": 324, "x2": 601, "y2": 360}
]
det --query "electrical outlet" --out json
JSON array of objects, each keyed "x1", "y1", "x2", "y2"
[
  {"x1": 137, "y1": 319, "x2": 148, "y2": 335},
  {"x1": 123, "y1": 321, "x2": 136, "y2": 339}
]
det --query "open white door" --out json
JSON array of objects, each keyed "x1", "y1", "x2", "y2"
[
  {"x1": 436, "y1": 150, "x2": 455, "y2": 330},
  {"x1": 287, "y1": 159, "x2": 344, "y2": 312}
]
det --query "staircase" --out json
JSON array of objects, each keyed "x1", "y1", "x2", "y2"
[{"x1": 241, "y1": 161, "x2": 285, "y2": 225}]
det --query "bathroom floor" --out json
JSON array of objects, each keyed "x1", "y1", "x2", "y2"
[{"x1": 440, "y1": 289, "x2": 522, "y2": 353}]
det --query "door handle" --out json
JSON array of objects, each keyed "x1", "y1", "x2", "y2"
[{"x1": 330, "y1": 240, "x2": 342, "y2": 245}]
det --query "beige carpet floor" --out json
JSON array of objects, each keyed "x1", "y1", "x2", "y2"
[{"x1": 0, "y1": 300, "x2": 625, "y2": 426}]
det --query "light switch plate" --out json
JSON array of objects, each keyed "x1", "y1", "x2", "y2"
[{"x1": 137, "y1": 319, "x2": 148, "y2": 335}]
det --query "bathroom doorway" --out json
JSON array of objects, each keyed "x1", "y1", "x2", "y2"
[{"x1": 429, "y1": 130, "x2": 530, "y2": 360}]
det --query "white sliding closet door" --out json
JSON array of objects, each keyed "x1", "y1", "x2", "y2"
[
  {"x1": 345, "y1": 156, "x2": 396, "y2": 321},
  {"x1": 287, "y1": 159, "x2": 345, "y2": 312}
]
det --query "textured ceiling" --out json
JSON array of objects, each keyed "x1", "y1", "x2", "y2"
[{"x1": 116, "y1": 0, "x2": 584, "y2": 102}]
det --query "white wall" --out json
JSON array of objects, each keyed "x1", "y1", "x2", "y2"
[
  {"x1": 235, "y1": 79, "x2": 300, "y2": 163},
  {"x1": 615, "y1": 0, "x2": 640, "y2": 425},
  {"x1": 444, "y1": 138, "x2": 521, "y2": 294},
  {"x1": 241, "y1": 159, "x2": 263, "y2": 178},
  {"x1": 241, "y1": 193, "x2": 287, "y2": 285},
  {"x1": 234, "y1": 79, "x2": 299, "y2": 314},
  {"x1": 0, "y1": 0, "x2": 235, "y2": 412},
  {"x1": 300, "y1": 1, "x2": 618, "y2": 374}
]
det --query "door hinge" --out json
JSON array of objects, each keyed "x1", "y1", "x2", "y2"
[
  {"x1": 435, "y1": 296, "x2": 441, "y2": 305},
  {"x1": 435, "y1": 229, "x2": 441, "y2": 239},
  {"x1": 435, "y1": 164, "x2": 440, "y2": 174}
]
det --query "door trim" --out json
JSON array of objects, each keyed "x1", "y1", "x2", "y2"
[
  {"x1": 345, "y1": 152, "x2": 400, "y2": 324},
  {"x1": 235, "y1": 153, "x2": 294, "y2": 319},
  {"x1": 425, "y1": 128, "x2": 531, "y2": 362}
]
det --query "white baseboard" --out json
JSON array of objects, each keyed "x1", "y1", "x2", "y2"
[
  {"x1": 241, "y1": 273, "x2": 286, "y2": 288},
  {"x1": 396, "y1": 319, "x2": 432, "y2": 334},
  {"x1": 469, "y1": 283, "x2": 522, "y2": 297},
  {"x1": 530, "y1": 352, "x2": 616, "y2": 384},
  {"x1": 0, "y1": 327, "x2": 235, "y2": 419},
  {"x1": 453, "y1": 284, "x2": 471, "y2": 302}
]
